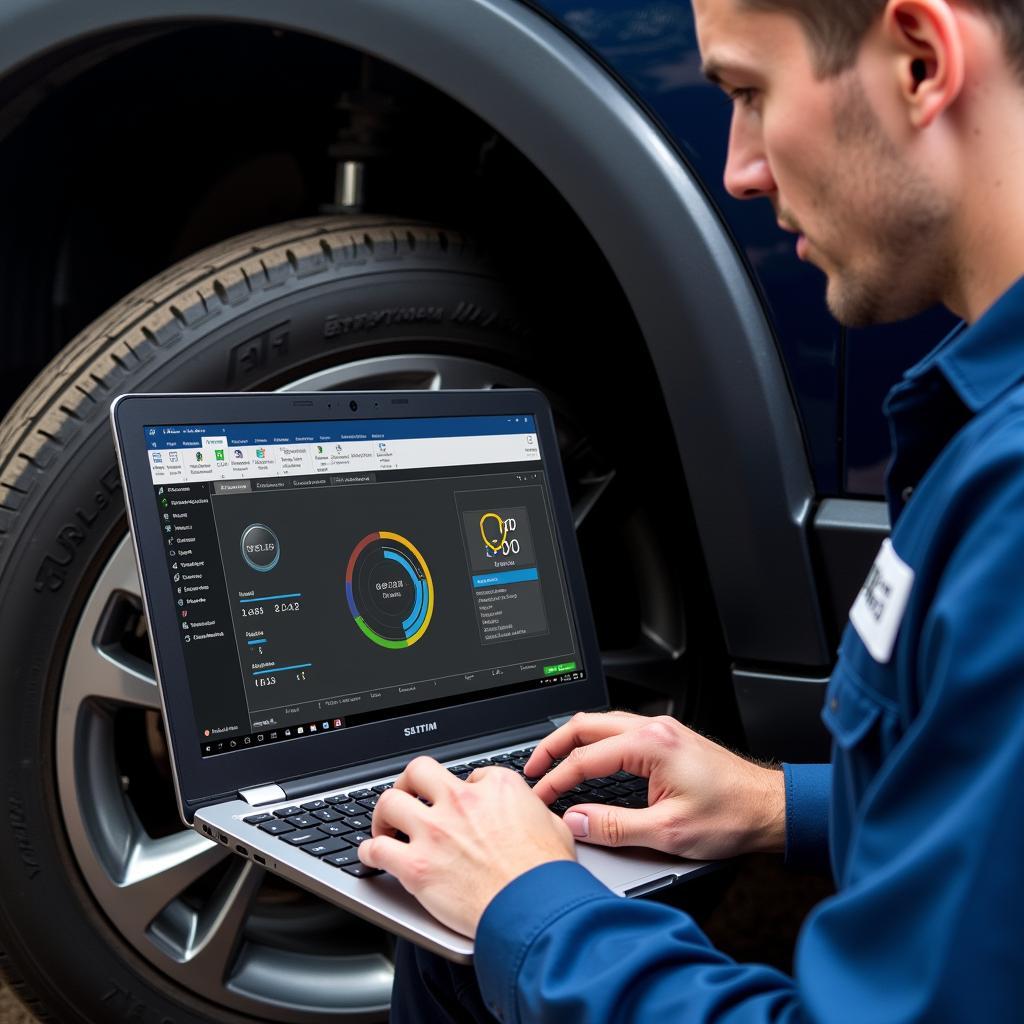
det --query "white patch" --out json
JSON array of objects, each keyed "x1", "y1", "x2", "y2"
[{"x1": 849, "y1": 539, "x2": 916, "y2": 664}]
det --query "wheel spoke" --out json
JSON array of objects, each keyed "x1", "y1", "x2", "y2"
[
  {"x1": 119, "y1": 829, "x2": 228, "y2": 932},
  {"x1": 61, "y1": 536, "x2": 159, "y2": 710},
  {"x1": 573, "y1": 469, "x2": 616, "y2": 530},
  {"x1": 183, "y1": 859, "x2": 263, "y2": 981},
  {"x1": 88, "y1": 646, "x2": 160, "y2": 709}
]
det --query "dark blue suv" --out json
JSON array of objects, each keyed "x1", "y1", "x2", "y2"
[{"x1": 0, "y1": 2, "x2": 952, "y2": 1021}]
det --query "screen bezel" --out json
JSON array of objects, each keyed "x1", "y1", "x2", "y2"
[{"x1": 111, "y1": 389, "x2": 608, "y2": 821}]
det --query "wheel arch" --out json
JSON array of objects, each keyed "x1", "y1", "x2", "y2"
[{"x1": 0, "y1": 0, "x2": 830, "y2": 668}]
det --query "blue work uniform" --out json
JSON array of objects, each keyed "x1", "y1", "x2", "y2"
[{"x1": 392, "y1": 276, "x2": 1024, "y2": 1022}]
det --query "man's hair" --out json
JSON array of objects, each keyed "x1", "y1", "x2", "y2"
[{"x1": 742, "y1": 0, "x2": 1024, "y2": 81}]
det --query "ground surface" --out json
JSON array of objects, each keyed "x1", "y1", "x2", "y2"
[{"x1": 0, "y1": 853, "x2": 831, "y2": 1022}]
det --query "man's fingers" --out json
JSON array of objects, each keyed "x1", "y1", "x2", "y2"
[
  {"x1": 393, "y1": 755, "x2": 456, "y2": 803},
  {"x1": 358, "y1": 834, "x2": 412, "y2": 875},
  {"x1": 530, "y1": 732, "x2": 644, "y2": 805},
  {"x1": 371, "y1": 787, "x2": 431, "y2": 838},
  {"x1": 525, "y1": 711, "x2": 645, "y2": 778},
  {"x1": 561, "y1": 803, "x2": 664, "y2": 850}
]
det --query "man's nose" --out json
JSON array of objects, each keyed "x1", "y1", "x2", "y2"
[{"x1": 723, "y1": 118, "x2": 775, "y2": 200}]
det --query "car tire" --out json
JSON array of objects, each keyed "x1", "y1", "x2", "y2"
[{"x1": 0, "y1": 214, "x2": 584, "y2": 1023}]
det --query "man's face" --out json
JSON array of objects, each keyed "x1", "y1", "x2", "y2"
[{"x1": 693, "y1": 0, "x2": 953, "y2": 327}]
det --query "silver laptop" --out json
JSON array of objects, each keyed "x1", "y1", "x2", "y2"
[{"x1": 110, "y1": 388, "x2": 707, "y2": 963}]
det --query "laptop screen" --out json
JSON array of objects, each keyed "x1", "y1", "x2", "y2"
[{"x1": 142, "y1": 414, "x2": 587, "y2": 760}]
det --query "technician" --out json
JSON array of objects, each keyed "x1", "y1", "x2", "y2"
[{"x1": 361, "y1": 1, "x2": 1024, "y2": 1019}]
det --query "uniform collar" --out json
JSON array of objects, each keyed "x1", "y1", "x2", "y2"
[{"x1": 902, "y1": 275, "x2": 1024, "y2": 413}]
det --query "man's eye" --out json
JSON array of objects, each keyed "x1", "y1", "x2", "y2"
[{"x1": 725, "y1": 87, "x2": 757, "y2": 108}]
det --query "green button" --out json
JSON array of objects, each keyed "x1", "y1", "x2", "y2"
[{"x1": 543, "y1": 661, "x2": 577, "y2": 676}]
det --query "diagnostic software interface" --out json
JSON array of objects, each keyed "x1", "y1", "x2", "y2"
[{"x1": 143, "y1": 414, "x2": 586, "y2": 757}]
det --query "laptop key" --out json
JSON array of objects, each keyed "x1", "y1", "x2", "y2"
[
  {"x1": 357, "y1": 796, "x2": 379, "y2": 811},
  {"x1": 335, "y1": 803, "x2": 363, "y2": 818},
  {"x1": 469, "y1": 759, "x2": 492, "y2": 768},
  {"x1": 611, "y1": 796, "x2": 647, "y2": 809},
  {"x1": 280, "y1": 830, "x2": 324, "y2": 846},
  {"x1": 343, "y1": 816, "x2": 371, "y2": 831},
  {"x1": 343, "y1": 862, "x2": 383, "y2": 878},
  {"x1": 349, "y1": 789, "x2": 374, "y2": 800},
  {"x1": 287, "y1": 814, "x2": 320, "y2": 829},
  {"x1": 372, "y1": 783, "x2": 394, "y2": 794},
  {"x1": 323, "y1": 849, "x2": 360, "y2": 867},
  {"x1": 259, "y1": 820, "x2": 296, "y2": 835},
  {"x1": 273, "y1": 805, "x2": 304, "y2": 818},
  {"x1": 346, "y1": 831, "x2": 372, "y2": 845},
  {"x1": 318, "y1": 822, "x2": 351, "y2": 836},
  {"x1": 302, "y1": 836, "x2": 353, "y2": 857},
  {"x1": 325, "y1": 793, "x2": 350, "y2": 804},
  {"x1": 243, "y1": 813, "x2": 273, "y2": 825},
  {"x1": 301, "y1": 799, "x2": 328, "y2": 811},
  {"x1": 313, "y1": 807, "x2": 344, "y2": 822}
]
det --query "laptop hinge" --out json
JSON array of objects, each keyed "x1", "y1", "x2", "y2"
[{"x1": 238, "y1": 783, "x2": 287, "y2": 806}]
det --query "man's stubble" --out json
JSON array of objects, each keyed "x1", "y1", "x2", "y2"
[{"x1": 811, "y1": 72, "x2": 955, "y2": 328}]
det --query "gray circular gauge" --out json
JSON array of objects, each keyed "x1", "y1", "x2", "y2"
[{"x1": 241, "y1": 523, "x2": 280, "y2": 572}]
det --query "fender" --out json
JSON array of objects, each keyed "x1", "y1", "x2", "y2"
[{"x1": 0, "y1": 0, "x2": 831, "y2": 667}]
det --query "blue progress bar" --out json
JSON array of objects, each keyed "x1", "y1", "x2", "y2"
[
  {"x1": 472, "y1": 568, "x2": 539, "y2": 588},
  {"x1": 240, "y1": 593, "x2": 302, "y2": 603},
  {"x1": 253, "y1": 662, "x2": 311, "y2": 676},
  {"x1": 247, "y1": 639, "x2": 266, "y2": 646}
]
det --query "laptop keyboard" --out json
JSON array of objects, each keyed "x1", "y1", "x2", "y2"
[{"x1": 240, "y1": 746, "x2": 649, "y2": 878}]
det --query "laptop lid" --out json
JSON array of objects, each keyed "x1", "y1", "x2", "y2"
[{"x1": 111, "y1": 390, "x2": 607, "y2": 823}]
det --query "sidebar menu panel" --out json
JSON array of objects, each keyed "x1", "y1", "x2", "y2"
[{"x1": 160, "y1": 482, "x2": 249, "y2": 751}]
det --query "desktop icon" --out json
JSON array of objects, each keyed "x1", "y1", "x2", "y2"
[
  {"x1": 215, "y1": 449, "x2": 225, "y2": 461},
  {"x1": 195, "y1": 451, "x2": 203, "y2": 462},
  {"x1": 333, "y1": 719, "x2": 342, "y2": 728},
  {"x1": 256, "y1": 447, "x2": 265, "y2": 459},
  {"x1": 168, "y1": 451, "x2": 179, "y2": 463},
  {"x1": 233, "y1": 449, "x2": 243, "y2": 459}
]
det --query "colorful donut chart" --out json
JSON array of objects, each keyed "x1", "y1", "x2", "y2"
[{"x1": 345, "y1": 531, "x2": 434, "y2": 649}]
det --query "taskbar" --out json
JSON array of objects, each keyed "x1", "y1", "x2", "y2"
[{"x1": 198, "y1": 667, "x2": 584, "y2": 757}]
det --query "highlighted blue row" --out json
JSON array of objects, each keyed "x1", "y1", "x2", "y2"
[
  {"x1": 247, "y1": 639, "x2": 266, "y2": 646},
  {"x1": 472, "y1": 567, "x2": 539, "y2": 588},
  {"x1": 253, "y1": 662, "x2": 311, "y2": 677},
  {"x1": 240, "y1": 593, "x2": 301, "y2": 603}
]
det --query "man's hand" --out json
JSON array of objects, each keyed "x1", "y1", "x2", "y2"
[
  {"x1": 358, "y1": 755, "x2": 575, "y2": 938},
  {"x1": 526, "y1": 711, "x2": 786, "y2": 860}
]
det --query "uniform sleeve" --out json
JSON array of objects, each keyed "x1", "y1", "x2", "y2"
[
  {"x1": 781, "y1": 763, "x2": 832, "y2": 873},
  {"x1": 474, "y1": 860, "x2": 803, "y2": 1024}
]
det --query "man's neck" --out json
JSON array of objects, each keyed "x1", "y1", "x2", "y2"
[{"x1": 942, "y1": 78, "x2": 1024, "y2": 323}]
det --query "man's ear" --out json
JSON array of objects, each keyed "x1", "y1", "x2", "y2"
[{"x1": 883, "y1": 0, "x2": 964, "y2": 128}]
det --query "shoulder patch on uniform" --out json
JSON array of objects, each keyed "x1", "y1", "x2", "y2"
[{"x1": 849, "y1": 538, "x2": 915, "y2": 664}]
